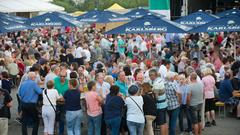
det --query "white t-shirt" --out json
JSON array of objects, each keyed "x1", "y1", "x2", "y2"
[
  {"x1": 42, "y1": 42, "x2": 48, "y2": 51},
  {"x1": 139, "y1": 41, "x2": 148, "y2": 52},
  {"x1": 75, "y1": 47, "x2": 83, "y2": 58},
  {"x1": 42, "y1": 89, "x2": 60, "y2": 106},
  {"x1": 125, "y1": 96, "x2": 145, "y2": 124},
  {"x1": 158, "y1": 65, "x2": 167, "y2": 79},
  {"x1": 82, "y1": 49, "x2": 91, "y2": 62},
  {"x1": 219, "y1": 65, "x2": 225, "y2": 79},
  {"x1": 4, "y1": 51, "x2": 11, "y2": 57}
]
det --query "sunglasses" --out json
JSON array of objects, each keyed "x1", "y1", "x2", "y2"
[{"x1": 60, "y1": 76, "x2": 66, "y2": 78}]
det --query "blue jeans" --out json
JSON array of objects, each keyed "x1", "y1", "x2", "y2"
[
  {"x1": 168, "y1": 107, "x2": 180, "y2": 135},
  {"x1": 105, "y1": 117, "x2": 121, "y2": 135},
  {"x1": 87, "y1": 114, "x2": 102, "y2": 135},
  {"x1": 66, "y1": 110, "x2": 83, "y2": 135},
  {"x1": 179, "y1": 105, "x2": 192, "y2": 132},
  {"x1": 127, "y1": 121, "x2": 144, "y2": 135}
]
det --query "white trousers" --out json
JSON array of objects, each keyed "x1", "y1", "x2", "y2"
[{"x1": 42, "y1": 105, "x2": 56, "y2": 134}]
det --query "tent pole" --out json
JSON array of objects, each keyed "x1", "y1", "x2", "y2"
[{"x1": 234, "y1": 33, "x2": 237, "y2": 60}]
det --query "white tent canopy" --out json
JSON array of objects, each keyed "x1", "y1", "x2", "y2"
[{"x1": 0, "y1": 0, "x2": 64, "y2": 13}]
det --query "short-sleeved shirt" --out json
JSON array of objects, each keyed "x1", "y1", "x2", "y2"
[
  {"x1": 43, "y1": 89, "x2": 60, "y2": 106},
  {"x1": 0, "y1": 89, "x2": 12, "y2": 118},
  {"x1": 178, "y1": 84, "x2": 190, "y2": 105},
  {"x1": 117, "y1": 39, "x2": 125, "y2": 55},
  {"x1": 157, "y1": 93, "x2": 168, "y2": 110},
  {"x1": 125, "y1": 96, "x2": 145, "y2": 124},
  {"x1": 202, "y1": 75, "x2": 215, "y2": 99},
  {"x1": 96, "y1": 82, "x2": 110, "y2": 99},
  {"x1": 64, "y1": 89, "x2": 81, "y2": 111},
  {"x1": 54, "y1": 77, "x2": 69, "y2": 96},
  {"x1": 115, "y1": 80, "x2": 128, "y2": 96},
  {"x1": 85, "y1": 91, "x2": 102, "y2": 117},
  {"x1": 165, "y1": 82, "x2": 180, "y2": 110},
  {"x1": 188, "y1": 82, "x2": 204, "y2": 106}
]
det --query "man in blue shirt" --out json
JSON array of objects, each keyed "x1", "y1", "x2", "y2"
[{"x1": 18, "y1": 72, "x2": 42, "y2": 135}]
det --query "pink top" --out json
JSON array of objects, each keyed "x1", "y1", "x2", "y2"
[
  {"x1": 214, "y1": 57, "x2": 222, "y2": 72},
  {"x1": 202, "y1": 75, "x2": 215, "y2": 99},
  {"x1": 155, "y1": 37, "x2": 161, "y2": 44},
  {"x1": 85, "y1": 91, "x2": 102, "y2": 117}
]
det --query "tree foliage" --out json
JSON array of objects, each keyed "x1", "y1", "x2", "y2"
[{"x1": 53, "y1": 0, "x2": 148, "y2": 12}]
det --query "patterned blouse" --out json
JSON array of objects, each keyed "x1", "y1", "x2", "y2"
[{"x1": 165, "y1": 81, "x2": 180, "y2": 110}]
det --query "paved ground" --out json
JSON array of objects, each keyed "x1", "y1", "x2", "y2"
[{"x1": 8, "y1": 89, "x2": 240, "y2": 135}]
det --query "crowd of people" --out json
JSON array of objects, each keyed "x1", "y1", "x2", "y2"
[{"x1": 0, "y1": 26, "x2": 240, "y2": 135}]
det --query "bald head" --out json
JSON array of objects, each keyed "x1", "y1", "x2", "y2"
[{"x1": 136, "y1": 72, "x2": 144, "y2": 83}]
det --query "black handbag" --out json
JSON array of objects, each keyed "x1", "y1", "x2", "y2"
[{"x1": 44, "y1": 89, "x2": 61, "y2": 121}]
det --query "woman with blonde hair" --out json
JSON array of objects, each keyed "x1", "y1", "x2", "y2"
[
  {"x1": 141, "y1": 82, "x2": 156, "y2": 135},
  {"x1": 202, "y1": 68, "x2": 216, "y2": 127},
  {"x1": 104, "y1": 75, "x2": 115, "y2": 86}
]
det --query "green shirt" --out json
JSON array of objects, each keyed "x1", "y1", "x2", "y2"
[
  {"x1": 117, "y1": 39, "x2": 125, "y2": 55},
  {"x1": 54, "y1": 77, "x2": 69, "y2": 96}
]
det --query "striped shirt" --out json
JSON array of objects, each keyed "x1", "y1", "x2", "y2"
[{"x1": 156, "y1": 93, "x2": 168, "y2": 110}]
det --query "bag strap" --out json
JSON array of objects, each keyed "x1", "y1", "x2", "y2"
[
  {"x1": 129, "y1": 96, "x2": 144, "y2": 114},
  {"x1": 44, "y1": 89, "x2": 56, "y2": 113}
]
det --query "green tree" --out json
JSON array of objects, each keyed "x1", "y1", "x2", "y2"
[{"x1": 53, "y1": 0, "x2": 148, "y2": 12}]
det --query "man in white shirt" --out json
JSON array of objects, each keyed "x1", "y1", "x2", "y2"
[
  {"x1": 158, "y1": 63, "x2": 168, "y2": 80},
  {"x1": 41, "y1": 40, "x2": 49, "y2": 51},
  {"x1": 96, "y1": 73, "x2": 110, "y2": 100},
  {"x1": 139, "y1": 40, "x2": 148, "y2": 53},
  {"x1": 82, "y1": 45, "x2": 91, "y2": 63},
  {"x1": 75, "y1": 44, "x2": 84, "y2": 65}
]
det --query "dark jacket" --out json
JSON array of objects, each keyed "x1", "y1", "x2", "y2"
[{"x1": 142, "y1": 92, "x2": 157, "y2": 116}]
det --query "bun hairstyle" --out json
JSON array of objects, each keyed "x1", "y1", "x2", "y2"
[{"x1": 128, "y1": 85, "x2": 139, "y2": 96}]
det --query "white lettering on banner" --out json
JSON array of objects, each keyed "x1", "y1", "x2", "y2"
[
  {"x1": 80, "y1": 19, "x2": 97, "y2": 22},
  {"x1": 131, "y1": 15, "x2": 142, "y2": 18},
  {"x1": 125, "y1": 27, "x2": 167, "y2": 32},
  {"x1": 109, "y1": 18, "x2": 129, "y2": 21},
  {"x1": 31, "y1": 22, "x2": 62, "y2": 26},
  {"x1": 180, "y1": 21, "x2": 206, "y2": 25},
  {"x1": 207, "y1": 25, "x2": 240, "y2": 31},
  {"x1": 5, "y1": 25, "x2": 26, "y2": 30}
]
